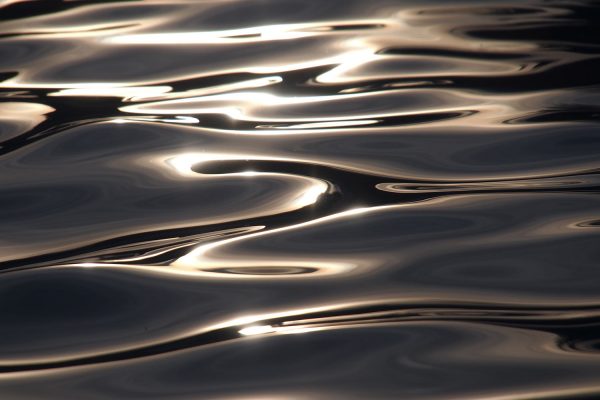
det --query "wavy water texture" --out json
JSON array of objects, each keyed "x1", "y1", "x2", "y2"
[{"x1": 1, "y1": 0, "x2": 600, "y2": 399}]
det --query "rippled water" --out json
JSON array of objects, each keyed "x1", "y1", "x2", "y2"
[{"x1": 1, "y1": 0, "x2": 600, "y2": 398}]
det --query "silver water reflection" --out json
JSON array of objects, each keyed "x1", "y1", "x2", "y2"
[{"x1": 1, "y1": 0, "x2": 600, "y2": 399}]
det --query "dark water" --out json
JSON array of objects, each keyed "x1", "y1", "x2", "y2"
[{"x1": 1, "y1": 0, "x2": 600, "y2": 398}]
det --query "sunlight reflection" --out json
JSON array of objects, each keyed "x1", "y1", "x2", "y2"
[
  {"x1": 239, "y1": 325, "x2": 276, "y2": 336},
  {"x1": 119, "y1": 85, "x2": 406, "y2": 122},
  {"x1": 0, "y1": 102, "x2": 54, "y2": 140},
  {"x1": 107, "y1": 21, "x2": 387, "y2": 45},
  {"x1": 128, "y1": 116, "x2": 200, "y2": 124},
  {"x1": 239, "y1": 324, "x2": 324, "y2": 336},
  {"x1": 48, "y1": 86, "x2": 172, "y2": 100},
  {"x1": 127, "y1": 77, "x2": 282, "y2": 102},
  {"x1": 269, "y1": 119, "x2": 379, "y2": 129},
  {"x1": 108, "y1": 26, "x2": 314, "y2": 45}
]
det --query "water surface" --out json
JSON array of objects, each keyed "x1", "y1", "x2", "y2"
[{"x1": 1, "y1": 0, "x2": 600, "y2": 398}]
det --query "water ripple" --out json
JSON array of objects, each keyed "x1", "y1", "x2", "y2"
[{"x1": 1, "y1": 0, "x2": 600, "y2": 398}]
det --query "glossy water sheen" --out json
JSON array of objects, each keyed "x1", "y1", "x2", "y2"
[{"x1": 1, "y1": 0, "x2": 600, "y2": 398}]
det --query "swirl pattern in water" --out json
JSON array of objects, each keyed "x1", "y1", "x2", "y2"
[{"x1": 1, "y1": 0, "x2": 600, "y2": 398}]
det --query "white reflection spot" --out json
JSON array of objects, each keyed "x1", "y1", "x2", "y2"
[
  {"x1": 343, "y1": 207, "x2": 370, "y2": 216},
  {"x1": 293, "y1": 184, "x2": 326, "y2": 208},
  {"x1": 239, "y1": 325, "x2": 275, "y2": 336},
  {"x1": 77, "y1": 263, "x2": 98, "y2": 268},
  {"x1": 240, "y1": 170, "x2": 259, "y2": 177}
]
